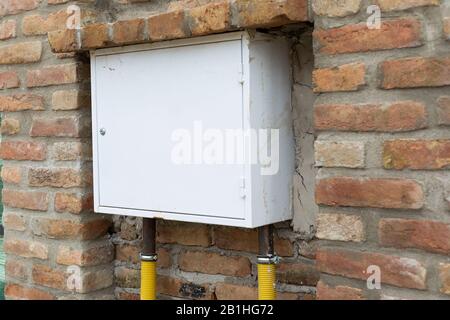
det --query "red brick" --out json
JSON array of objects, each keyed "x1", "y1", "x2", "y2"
[
  {"x1": 189, "y1": 2, "x2": 231, "y2": 36},
  {"x1": 314, "y1": 18, "x2": 421, "y2": 55},
  {"x1": 317, "y1": 248, "x2": 427, "y2": 289},
  {"x1": 30, "y1": 117, "x2": 79, "y2": 137},
  {"x1": 3, "y1": 213, "x2": 26, "y2": 231},
  {"x1": 236, "y1": 0, "x2": 309, "y2": 28},
  {"x1": 32, "y1": 264, "x2": 67, "y2": 290},
  {"x1": 22, "y1": 10, "x2": 69, "y2": 36},
  {"x1": 380, "y1": 56, "x2": 450, "y2": 89},
  {"x1": 54, "y1": 192, "x2": 93, "y2": 214},
  {"x1": 0, "y1": 19, "x2": 16, "y2": 40},
  {"x1": 157, "y1": 248, "x2": 172, "y2": 268},
  {"x1": 112, "y1": 19, "x2": 145, "y2": 45},
  {"x1": 116, "y1": 290, "x2": 140, "y2": 300},
  {"x1": 0, "y1": 71, "x2": 19, "y2": 89},
  {"x1": 157, "y1": 221, "x2": 211, "y2": 247},
  {"x1": 179, "y1": 251, "x2": 251, "y2": 277},
  {"x1": 81, "y1": 23, "x2": 110, "y2": 49},
  {"x1": 3, "y1": 190, "x2": 48, "y2": 211},
  {"x1": 5, "y1": 284, "x2": 55, "y2": 300},
  {"x1": 0, "y1": 141, "x2": 46, "y2": 161},
  {"x1": 32, "y1": 217, "x2": 111, "y2": 240},
  {"x1": 0, "y1": 41, "x2": 41, "y2": 65},
  {"x1": 0, "y1": 0, "x2": 41, "y2": 17},
  {"x1": 214, "y1": 227, "x2": 294, "y2": 256},
  {"x1": 215, "y1": 283, "x2": 257, "y2": 300},
  {"x1": 376, "y1": 0, "x2": 440, "y2": 11},
  {"x1": 437, "y1": 96, "x2": 450, "y2": 126},
  {"x1": 384, "y1": 140, "x2": 450, "y2": 170},
  {"x1": 379, "y1": 218, "x2": 450, "y2": 254},
  {"x1": 316, "y1": 280, "x2": 364, "y2": 300},
  {"x1": 148, "y1": 10, "x2": 187, "y2": 41},
  {"x1": 3, "y1": 238, "x2": 48, "y2": 259},
  {"x1": 316, "y1": 177, "x2": 424, "y2": 209},
  {"x1": 314, "y1": 101, "x2": 427, "y2": 132},
  {"x1": 26, "y1": 63, "x2": 83, "y2": 88},
  {"x1": 277, "y1": 262, "x2": 320, "y2": 286},
  {"x1": 5, "y1": 259, "x2": 28, "y2": 281},
  {"x1": 1, "y1": 166, "x2": 22, "y2": 184},
  {"x1": 56, "y1": 244, "x2": 114, "y2": 266},
  {"x1": 0, "y1": 93, "x2": 44, "y2": 111},
  {"x1": 313, "y1": 62, "x2": 365, "y2": 92}
]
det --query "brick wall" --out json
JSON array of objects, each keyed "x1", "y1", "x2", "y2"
[{"x1": 0, "y1": 0, "x2": 449, "y2": 300}]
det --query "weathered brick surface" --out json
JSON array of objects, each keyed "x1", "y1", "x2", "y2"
[
  {"x1": 4, "y1": 239, "x2": 48, "y2": 260},
  {"x1": 5, "y1": 284, "x2": 55, "y2": 300},
  {"x1": 112, "y1": 19, "x2": 145, "y2": 45},
  {"x1": 179, "y1": 251, "x2": 251, "y2": 277},
  {"x1": 3, "y1": 213, "x2": 27, "y2": 232},
  {"x1": 313, "y1": 63, "x2": 366, "y2": 92},
  {"x1": 314, "y1": 19, "x2": 422, "y2": 55},
  {"x1": 315, "y1": 141, "x2": 365, "y2": 168},
  {"x1": 317, "y1": 248, "x2": 427, "y2": 289},
  {"x1": 56, "y1": 244, "x2": 114, "y2": 266},
  {"x1": 148, "y1": 10, "x2": 187, "y2": 41},
  {"x1": 312, "y1": 0, "x2": 361, "y2": 17},
  {"x1": 380, "y1": 56, "x2": 450, "y2": 89},
  {"x1": 0, "y1": 94, "x2": 44, "y2": 112},
  {"x1": 1, "y1": 118, "x2": 20, "y2": 135},
  {"x1": 379, "y1": 219, "x2": 450, "y2": 254},
  {"x1": 5, "y1": 259, "x2": 28, "y2": 281},
  {"x1": 439, "y1": 263, "x2": 450, "y2": 295},
  {"x1": 0, "y1": 71, "x2": 19, "y2": 89},
  {"x1": 316, "y1": 213, "x2": 365, "y2": 242},
  {"x1": 1, "y1": 166, "x2": 22, "y2": 184},
  {"x1": 383, "y1": 140, "x2": 450, "y2": 170},
  {"x1": 314, "y1": 101, "x2": 427, "y2": 132},
  {"x1": 375, "y1": 0, "x2": 440, "y2": 11},
  {"x1": 0, "y1": 19, "x2": 16, "y2": 40},
  {"x1": 3, "y1": 190, "x2": 48, "y2": 211},
  {"x1": 0, "y1": 42, "x2": 42, "y2": 65},
  {"x1": 26, "y1": 63, "x2": 82, "y2": 88},
  {"x1": 32, "y1": 217, "x2": 110, "y2": 240},
  {"x1": 316, "y1": 177, "x2": 424, "y2": 209},
  {"x1": 316, "y1": 280, "x2": 364, "y2": 300},
  {"x1": 277, "y1": 262, "x2": 320, "y2": 286},
  {"x1": 157, "y1": 221, "x2": 212, "y2": 247},
  {"x1": 437, "y1": 96, "x2": 450, "y2": 126}
]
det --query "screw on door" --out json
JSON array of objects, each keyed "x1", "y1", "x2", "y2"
[{"x1": 100, "y1": 128, "x2": 106, "y2": 136}]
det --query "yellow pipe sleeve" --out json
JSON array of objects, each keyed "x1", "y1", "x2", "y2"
[
  {"x1": 258, "y1": 263, "x2": 277, "y2": 300},
  {"x1": 141, "y1": 260, "x2": 157, "y2": 300}
]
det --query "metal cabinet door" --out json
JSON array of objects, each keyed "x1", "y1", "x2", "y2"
[{"x1": 93, "y1": 38, "x2": 246, "y2": 220}]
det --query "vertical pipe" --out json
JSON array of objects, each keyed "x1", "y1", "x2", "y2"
[
  {"x1": 141, "y1": 218, "x2": 157, "y2": 300},
  {"x1": 257, "y1": 225, "x2": 277, "y2": 300}
]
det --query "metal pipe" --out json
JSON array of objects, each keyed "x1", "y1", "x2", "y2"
[
  {"x1": 257, "y1": 224, "x2": 277, "y2": 300},
  {"x1": 141, "y1": 218, "x2": 157, "y2": 300}
]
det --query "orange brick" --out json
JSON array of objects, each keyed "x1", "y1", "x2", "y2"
[
  {"x1": 0, "y1": 141, "x2": 46, "y2": 161},
  {"x1": 3, "y1": 190, "x2": 48, "y2": 211},
  {"x1": 315, "y1": 177, "x2": 424, "y2": 209},
  {"x1": 189, "y1": 2, "x2": 231, "y2": 36},
  {"x1": 313, "y1": 62, "x2": 366, "y2": 92},
  {"x1": 5, "y1": 259, "x2": 28, "y2": 281},
  {"x1": 0, "y1": 0, "x2": 41, "y2": 17},
  {"x1": 380, "y1": 56, "x2": 450, "y2": 89},
  {"x1": 157, "y1": 221, "x2": 212, "y2": 247},
  {"x1": 3, "y1": 238, "x2": 48, "y2": 259},
  {"x1": 3, "y1": 213, "x2": 26, "y2": 231},
  {"x1": 0, "y1": 42, "x2": 41, "y2": 65},
  {"x1": 148, "y1": 10, "x2": 187, "y2": 41},
  {"x1": 48, "y1": 28, "x2": 79, "y2": 53},
  {"x1": 0, "y1": 71, "x2": 19, "y2": 89},
  {"x1": 30, "y1": 117, "x2": 79, "y2": 137},
  {"x1": 54, "y1": 192, "x2": 93, "y2": 214},
  {"x1": 56, "y1": 243, "x2": 114, "y2": 266},
  {"x1": 81, "y1": 23, "x2": 110, "y2": 49},
  {"x1": 0, "y1": 93, "x2": 44, "y2": 112},
  {"x1": 314, "y1": 18, "x2": 421, "y2": 55},
  {"x1": 112, "y1": 19, "x2": 145, "y2": 45},
  {"x1": 26, "y1": 63, "x2": 83, "y2": 88},
  {"x1": 0, "y1": 19, "x2": 16, "y2": 40},
  {"x1": 314, "y1": 101, "x2": 427, "y2": 132},
  {"x1": 1, "y1": 166, "x2": 22, "y2": 184}
]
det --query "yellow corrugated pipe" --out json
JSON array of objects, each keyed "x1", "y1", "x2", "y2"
[
  {"x1": 258, "y1": 262, "x2": 277, "y2": 300},
  {"x1": 141, "y1": 260, "x2": 157, "y2": 300}
]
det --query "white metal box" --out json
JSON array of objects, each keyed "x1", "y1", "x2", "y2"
[{"x1": 91, "y1": 31, "x2": 294, "y2": 228}]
